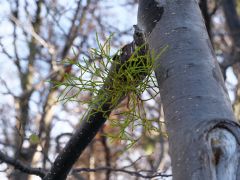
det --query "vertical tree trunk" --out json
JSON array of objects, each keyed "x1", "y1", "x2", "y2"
[
  {"x1": 11, "y1": 1, "x2": 43, "y2": 179},
  {"x1": 138, "y1": 0, "x2": 240, "y2": 179}
]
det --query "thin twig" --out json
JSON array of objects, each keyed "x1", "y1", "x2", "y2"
[{"x1": 72, "y1": 166, "x2": 171, "y2": 179}]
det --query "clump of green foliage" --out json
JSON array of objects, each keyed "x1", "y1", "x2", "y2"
[{"x1": 54, "y1": 34, "x2": 166, "y2": 147}]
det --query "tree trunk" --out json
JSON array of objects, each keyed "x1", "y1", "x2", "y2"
[{"x1": 138, "y1": 0, "x2": 240, "y2": 179}]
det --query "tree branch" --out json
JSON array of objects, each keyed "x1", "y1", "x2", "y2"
[
  {"x1": 0, "y1": 151, "x2": 46, "y2": 178},
  {"x1": 43, "y1": 25, "x2": 148, "y2": 180},
  {"x1": 72, "y1": 166, "x2": 172, "y2": 179}
]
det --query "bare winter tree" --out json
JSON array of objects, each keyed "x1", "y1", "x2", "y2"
[
  {"x1": 1, "y1": 0, "x2": 107, "y2": 179},
  {"x1": 1, "y1": 0, "x2": 240, "y2": 180},
  {"x1": 0, "y1": 0, "x2": 166, "y2": 180},
  {"x1": 42, "y1": 0, "x2": 240, "y2": 179}
]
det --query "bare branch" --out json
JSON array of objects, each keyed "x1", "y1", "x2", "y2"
[
  {"x1": 9, "y1": 15, "x2": 56, "y2": 55},
  {"x1": 0, "y1": 151, "x2": 46, "y2": 178},
  {"x1": 72, "y1": 166, "x2": 171, "y2": 179}
]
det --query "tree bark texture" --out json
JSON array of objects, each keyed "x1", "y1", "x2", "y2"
[{"x1": 138, "y1": 0, "x2": 240, "y2": 179}]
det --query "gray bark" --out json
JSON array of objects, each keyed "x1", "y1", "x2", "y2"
[{"x1": 138, "y1": 0, "x2": 240, "y2": 179}]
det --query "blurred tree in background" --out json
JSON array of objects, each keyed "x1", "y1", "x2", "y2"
[{"x1": 0, "y1": 0, "x2": 165, "y2": 179}]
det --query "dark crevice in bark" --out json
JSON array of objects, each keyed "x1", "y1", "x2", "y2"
[
  {"x1": 191, "y1": 120, "x2": 240, "y2": 180},
  {"x1": 205, "y1": 122, "x2": 240, "y2": 180},
  {"x1": 199, "y1": 0, "x2": 212, "y2": 40}
]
